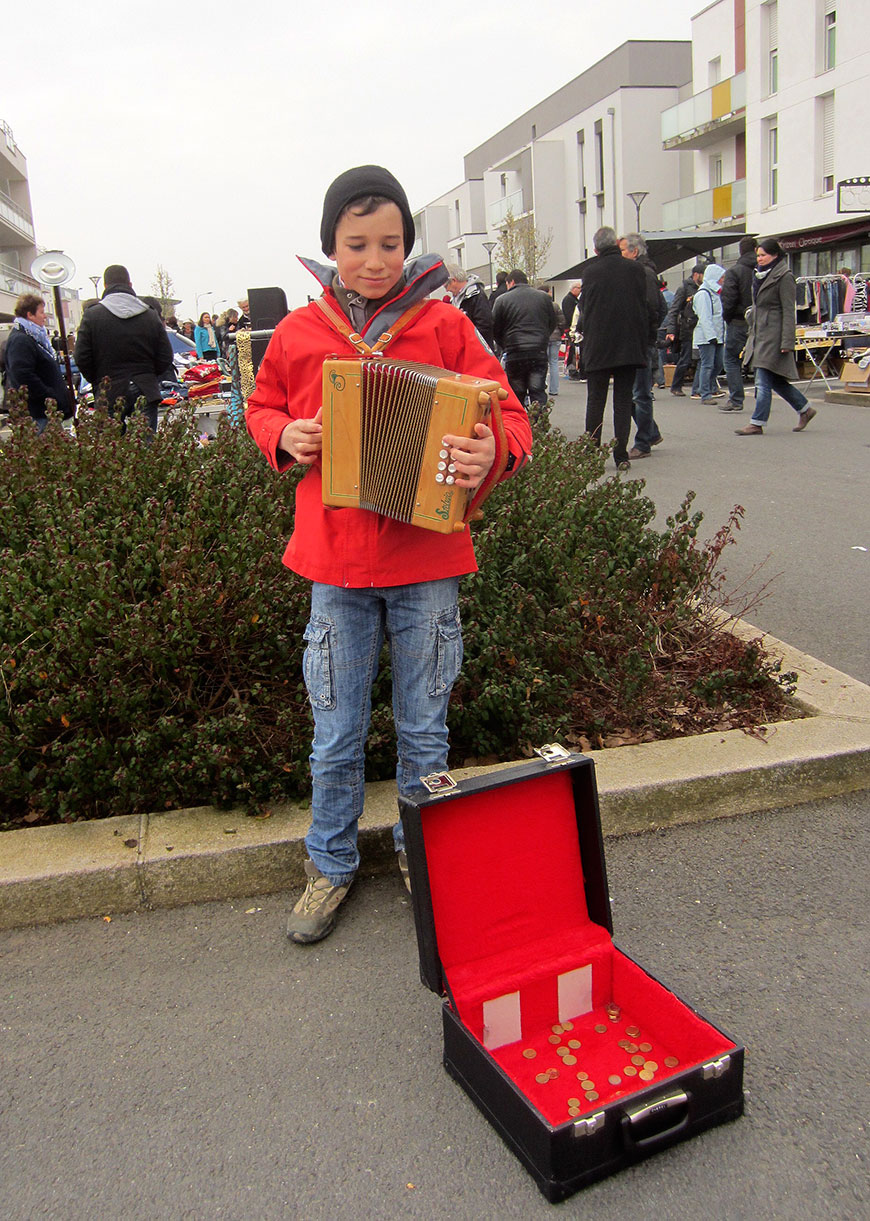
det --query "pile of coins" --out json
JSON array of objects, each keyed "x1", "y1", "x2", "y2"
[{"x1": 516, "y1": 1008, "x2": 682, "y2": 1122}]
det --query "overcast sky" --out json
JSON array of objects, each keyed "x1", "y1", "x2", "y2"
[{"x1": 4, "y1": 0, "x2": 701, "y2": 319}]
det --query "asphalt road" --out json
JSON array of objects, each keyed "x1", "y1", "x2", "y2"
[{"x1": 1, "y1": 373, "x2": 868, "y2": 1219}]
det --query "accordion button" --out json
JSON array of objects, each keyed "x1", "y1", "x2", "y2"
[
  {"x1": 446, "y1": 476, "x2": 455, "y2": 485},
  {"x1": 439, "y1": 449, "x2": 448, "y2": 459},
  {"x1": 448, "y1": 463, "x2": 456, "y2": 473},
  {"x1": 438, "y1": 461, "x2": 447, "y2": 471},
  {"x1": 435, "y1": 473, "x2": 445, "y2": 483}
]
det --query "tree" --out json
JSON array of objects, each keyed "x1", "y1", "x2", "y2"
[
  {"x1": 151, "y1": 264, "x2": 175, "y2": 318},
  {"x1": 494, "y1": 209, "x2": 554, "y2": 284}
]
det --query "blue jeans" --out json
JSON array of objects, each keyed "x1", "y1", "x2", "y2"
[
  {"x1": 723, "y1": 321, "x2": 748, "y2": 406},
  {"x1": 751, "y1": 367, "x2": 809, "y2": 425},
  {"x1": 547, "y1": 338, "x2": 561, "y2": 395},
  {"x1": 302, "y1": 578, "x2": 462, "y2": 884},
  {"x1": 697, "y1": 341, "x2": 724, "y2": 398},
  {"x1": 631, "y1": 344, "x2": 661, "y2": 453}
]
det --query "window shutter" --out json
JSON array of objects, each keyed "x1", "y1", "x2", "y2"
[
  {"x1": 768, "y1": 2, "x2": 778, "y2": 49},
  {"x1": 823, "y1": 94, "x2": 835, "y2": 178}
]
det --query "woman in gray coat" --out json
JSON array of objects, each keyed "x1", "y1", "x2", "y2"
[{"x1": 736, "y1": 238, "x2": 816, "y2": 435}]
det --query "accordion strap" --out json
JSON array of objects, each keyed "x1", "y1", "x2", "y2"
[
  {"x1": 313, "y1": 295, "x2": 429, "y2": 356},
  {"x1": 464, "y1": 392, "x2": 510, "y2": 525}
]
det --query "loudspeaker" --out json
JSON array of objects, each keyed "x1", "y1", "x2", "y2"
[{"x1": 248, "y1": 286, "x2": 288, "y2": 331}]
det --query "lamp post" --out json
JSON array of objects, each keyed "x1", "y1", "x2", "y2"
[
  {"x1": 88, "y1": 274, "x2": 101, "y2": 300},
  {"x1": 195, "y1": 289, "x2": 213, "y2": 317},
  {"x1": 482, "y1": 240, "x2": 497, "y2": 294},
  {"x1": 626, "y1": 191, "x2": 649, "y2": 232}
]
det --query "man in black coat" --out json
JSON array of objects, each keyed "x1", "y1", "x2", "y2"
[
  {"x1": 575, "y1": 227, "x2": 649, "y2": 471},
  {"x1": 75, "y1": 264, "x2": 174, "y2": 431},
  {"x1": 3, "y1": 293, "x2": 73, "y2": 432},
  {"x1": 491, "y1": 268, "x2": 556, "y2": 408},
  {"x1": 619, "y1": 233, "x2": 665, "y2": 459},
  {"x1": 663, "y1": 264, "x2": 705, "y2": 396},
  {"x1": 718, "y1": 236, "x2": 757, "y2": 412},
  {"x1": 444, "y1": 264, "x2": 495, "y2": 350}
]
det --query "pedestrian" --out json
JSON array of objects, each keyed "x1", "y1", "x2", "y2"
[
  {"x1": 3, "y1": 293, "x2": 73, "y2": 432},
  {"x1": 736, "y1": 238, "x2": 816, "y2": 435},
  {"x1": 664, "y1": 264, "x2": 705, "y2": 397},
  {"x1": 692, "y1": 264, "x2": 726, "y2": 404},
  {"x1": 491, "y1": 268, "x2": 556, "y2": 410},
  {"x1": 443, "y1": 264, "x2": 495, "y2": 350},
  {"x1": 719, "y1": 236, "x2": 757, "y2": 412},
  {"x1": 654, "y1": 278, "x2": 673, "y2": 386},
  {"x1": 618, "y1": 233, "x2": 665, "y2": 459},
  {"x1": 542, "y1": 287, "x2": 566, "y2": 397},
  {"x1": 194, "y1": 312, "x2": 220, "y2": 361},
  {"x1": 489, "y1": 270, "x2": 508, "y2": 304},
  {"x1": 577, "y1": 226, "x2": 650, "y2": 471},
  {"x1": 74, "y1": 265, "x2": 174, "y2": 432},
  {"x1": 245, "y1": 165, "x2": 532, "y2": 945}
]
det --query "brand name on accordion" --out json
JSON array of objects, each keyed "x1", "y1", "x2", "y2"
[{"x1": 435, "y1": 489, "x2": 454, "y2": 521}]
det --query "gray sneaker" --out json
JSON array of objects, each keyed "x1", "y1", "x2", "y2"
[
  {"x1": 719, "y1": 400, "x2": 744, "y2": 412},
  {"x1": 286, "y1": 860, "x2": 354, "y2": 944}
]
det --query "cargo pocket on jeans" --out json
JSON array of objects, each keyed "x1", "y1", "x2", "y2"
[
  {"x1": 428, "y1": 606, "x2": 463, "y2": 697},
  {"x1": 302, "y1": 620, "x2": 335, "y2": 710}
]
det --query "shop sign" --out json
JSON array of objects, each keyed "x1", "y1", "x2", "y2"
[{"x1": 779, "y1": 220, "x2": 870, "y2": 250}]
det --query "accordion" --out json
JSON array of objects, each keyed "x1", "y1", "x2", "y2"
[{"x1": 321, "y1": 358, "x2": 504, "y2": 534}]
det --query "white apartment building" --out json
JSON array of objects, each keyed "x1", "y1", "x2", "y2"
[
  {"x1": 412, "y1": 41, "x2": 695, "y2": 293},
  {"x1": 661, "y1": 0, "x2": 870, "y2": 274}
]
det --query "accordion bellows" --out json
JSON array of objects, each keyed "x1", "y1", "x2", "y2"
[{"x1": 321, "y1": 358, "x2": 501, "y2": 534}]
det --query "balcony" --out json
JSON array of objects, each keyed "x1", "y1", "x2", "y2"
[
  {"x1": 0, "y1": 187, "x2": 34, "y2": 241},
  {"x1": 1, "y1": 259, "x2": 39, "y2": 295},
  {"x1": 661, "y1": 72, "x2": 746, "y2": 150},
  {"x1": 661, "y1": 179, "x2": 746, "y2": 231},
  {"x1": 489, "y1": 189, "x2": 526, "y2": 228}
]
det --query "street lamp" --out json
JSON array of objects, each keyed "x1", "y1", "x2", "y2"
[
  {"x1": 195, "y1": 289, "x2": 213, "y2": 317},
  {"x1": 482, "y1": 240, "x2": 497, "y2": 294},
  {"x1": 626, "y1": 191, "x2": 649, "y2": 232},
  {"x1": 89, "y1": 274, "x2": 101, "y2": 300}
]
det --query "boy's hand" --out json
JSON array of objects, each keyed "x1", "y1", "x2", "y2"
[
  {"x1": 279, "y1": 407, "x2": 322, "y2": 463},
  {"x1": 442, "y1": 422, "x2": 496, "y2": 490}
]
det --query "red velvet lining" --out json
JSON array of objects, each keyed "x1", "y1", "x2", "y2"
[{"x1": 420, "y1": 768, "x2": 735, "y2": 1128}]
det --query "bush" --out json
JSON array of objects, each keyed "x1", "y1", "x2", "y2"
[{"x1": 0, "y1": 395, "x2": 795, "y2": 829}]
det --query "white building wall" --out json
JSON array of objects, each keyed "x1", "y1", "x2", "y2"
[
  {"x1": 745, "y1": 0, "x2": 870, "y2": 239},
  {"x1": 691, "y1": 0, "x2": 738, "y2": 86}
]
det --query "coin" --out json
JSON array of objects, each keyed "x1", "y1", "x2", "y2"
[
  {"x1": 631, "y1": 1055, "x2": 644, "y2": 1066},
  {"x1": 585, "y1": 1090, "x2": 599, "y2": 1101},
  {"x1": 568, "y1": 1106, "x2": 581, "y2": 1117},
  {"x1": 578, "y1": 1078, "x2": 593, "y2": 1090},
  {"x1": 608, "y1": 1074, "x2": 622, "y2": 1086},
  {"x1": 594, "y1": 1024, "x2": 607, "y2": 1034},
  {"x1": 551, "y1": 1024, "x2": 564, "y2": 1035},
  {"x1": 643, "y1": 1061, "x2": 658, "y2": 1072},
  {"x1": 535, "y1": 1072, "x2": 549, "y2": 1084},
  {"x1": 639, "y1": 1042, "x2": 652, "y2": 1053},
  {"x1": 623, "y1": 1065, "x2": 638, "y2": 1077},
  {"x1": 626, "y1": 1025, "x2": 640, "y2": 1038},
  {"x1": 548, "y1": 1068, "x2": 559, "y2": 1080},
  {"x1": 639, "y1": 1069, "x2": 654, "y2": 1082},
  {"x1": 562, "y1": 1020, "x2": 574, "y2": 1032},
  {"x1": 548, "y1": 1034, "x2": 562, "y2": 1045},
  {"x1": 606, "y1": 1004, "x2": 621, "y2": 1022},
  {"x1": 567, "y1": 1097, "x2": 581, "y2": 1108},
  {"x1": 625, "y1": 1042, "x2": 638, "y2": 1054},
  {"x1": 568, "y1": 1039, "x2": 581, "y2": 1049},
  {"x1": 664, "y1": 1056, "x2": 679, "y2": 1068},
  {"x1": 522, "y1": 1049, "x2": 537, "y2": 1059},
  {"x1": 556, "y1": 1047, "x2": 569, "y2": 1058},
  {"x1": 563, "y1": 1054, "x2": 577, "y2": 1066}
]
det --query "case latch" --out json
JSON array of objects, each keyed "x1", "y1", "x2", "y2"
[
  {"x1": 701, "y1": 1055, "x2": 731, "y2": 1080},
  {"x1": 420, "y1": 771, "x2": 457, "y2": 796},
  {"x1": 572, "y1": 1110, "x2": 605, "y2": 1137},
  {"x1": 534, "y1": 742, "x2": 572, "y2": 764}
]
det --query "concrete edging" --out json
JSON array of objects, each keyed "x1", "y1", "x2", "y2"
[{"x1": 1, "y1": 620, "x2": 869, "y2": 931}]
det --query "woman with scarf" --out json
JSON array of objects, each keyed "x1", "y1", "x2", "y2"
[
  {"x1": 3, "y1": 293, "x2": 72, "y2": 432},
  {"x1": 735, "y1": 238, "x2": 816, "y2": 435},
  {"x1": 194, "y1": 312, "x2": 220, "y2": 361}
]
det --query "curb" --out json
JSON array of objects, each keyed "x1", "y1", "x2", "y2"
[{"x1": 2, "y1": 622, "x2": 869, "y2": 932}]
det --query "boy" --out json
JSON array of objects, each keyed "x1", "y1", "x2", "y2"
[{"x1": 246, "y1": 166, "x2": 531, "y2": 944}]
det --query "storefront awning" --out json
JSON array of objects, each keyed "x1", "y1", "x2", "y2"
[{"x1": 551, "y1": 227, "x2": 748, "y2": 279}]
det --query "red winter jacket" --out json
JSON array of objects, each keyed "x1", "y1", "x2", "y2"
[{"x1": 246, "y1": 291, "x2": 532, "y2": 588}]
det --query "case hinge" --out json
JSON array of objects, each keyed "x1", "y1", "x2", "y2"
[
  {"x1": 420, "y1": 771, "x2": 457, "y2": 796},
  {"x1": 572, "y1": 1110, "x2": 605, "y2": 1137},
  {"x1": 701, "y1": 1054, "x2": 731, "y2": 1080},
  {"x1": 534, "y1": 742, "x2": 572, "y2": 764}
]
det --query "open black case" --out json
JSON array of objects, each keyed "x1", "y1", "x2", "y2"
[{"x1": 399, "y1": 750, "x2": 744, "y2": 1203}]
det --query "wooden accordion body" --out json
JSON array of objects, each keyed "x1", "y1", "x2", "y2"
[{"x1": 321, "y1": 358, "x2": 502, "y2": 534}]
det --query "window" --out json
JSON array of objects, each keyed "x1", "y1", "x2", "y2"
[
  {"x1": 820, "y1": 93, "x2": 835, "y2": 193},
  {"x1": 594, "y1": 119, "x2": 604, "y2": 194},
  {"x1": 824, "y1": 4, "x2": 836, "y2": 71},
  {"x1": 531, "y1": 123, "x2": 537, "y2": 141},
  {"x1": 709, "y1": 154, "x2": 724, "y2": 189},
  {"x1": 576, "y1": 130, "x2": 586, "y2": 199},
  {"x1": 708, "y1": 56, "x2": 721, "y2": 86},
  {"x1": 766, "y1": 2, "x2": 778, "y2": 95},
  {"x1": 768, "y1": 123, "x2": 779, "y2": 205}
]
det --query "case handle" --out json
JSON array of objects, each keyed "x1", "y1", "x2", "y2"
[{"x1": 620, "y1": 1089, "x2": 690, "y2": 1152}]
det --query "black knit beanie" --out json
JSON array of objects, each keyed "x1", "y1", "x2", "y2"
[{"x1": 320, "y1": 165, "x2": 415, "y2": 259}]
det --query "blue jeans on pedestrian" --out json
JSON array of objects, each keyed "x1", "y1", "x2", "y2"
[
  {"x1": 723, "y1": 321, "x2": 748, "y2": 406},
  {"x1": 697, "y1": 341, "x2": 724, "y2": 398},
  {"x1": 631, "y1": 344, "x2": 662, "y2": 453},
  {"x1": 670, "y1": 339, "x2": 694, "y2": 392},
  {"x1": 302, "y1": 578, "x2": 463, "y2": 885},
  {"x1": 750, "y1": 367, "x2": 809, "y2": 426},
  {"x1": 547, "y1": 338, "x2": 561, "y2": 395}
]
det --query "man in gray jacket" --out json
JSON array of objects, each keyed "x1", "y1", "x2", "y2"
[{"x1": 75, "y1": 264, "x2": 173, "y2": 431}]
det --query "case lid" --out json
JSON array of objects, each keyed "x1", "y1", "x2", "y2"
[{"x1": 399, "y1": 754, "x2": 612, "y2": 1003}]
